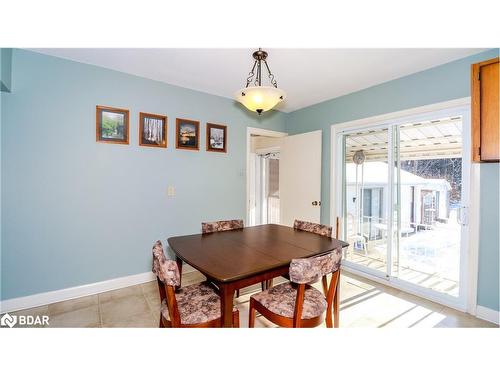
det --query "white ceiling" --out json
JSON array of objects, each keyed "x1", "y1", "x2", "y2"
[{"x1": 30, "y1": 48, "x2": 487, "y2": 113}]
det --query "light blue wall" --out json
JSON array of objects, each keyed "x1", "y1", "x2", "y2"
[
  {"x1": 1, "y1": 49, "x2": 286, "y2": 300},
  {"x1": 286, "y1": 49, "x2": 500, "y2": 311},
  {"x1": 478, "y1": 164, "x2": 499, "y2": 311}
]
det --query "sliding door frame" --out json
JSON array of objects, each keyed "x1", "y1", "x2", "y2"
[{"x1": 330, "y1": 98, "x2": 478, "y2": 313}]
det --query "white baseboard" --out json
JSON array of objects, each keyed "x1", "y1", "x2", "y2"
[
  {"x1": 476, "y1": 305, "x2": 500, "y2": 325},
  {"x1": 0, "y1": 272, "x2": 156, "y2": 314},
  {"x1": 1, "y1": 265, "x2": 201, "y2": 314}
]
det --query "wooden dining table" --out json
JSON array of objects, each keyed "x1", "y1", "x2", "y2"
[{"x1": 168, "y1": 224, "x2": 349, "y2": 327}]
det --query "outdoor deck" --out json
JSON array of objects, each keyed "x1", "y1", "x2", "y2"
[{"x1": 346, "y1": 251, "x2": 459, "y2": 297}]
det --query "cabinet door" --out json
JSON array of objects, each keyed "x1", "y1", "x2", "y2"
[{"x1": 472, "y1": 58, "x2": 499, "y2": 162}]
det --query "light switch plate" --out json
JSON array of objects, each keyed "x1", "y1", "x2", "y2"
[{"x1": 167, "y1": 185, "x2": 175, "y2": 197}]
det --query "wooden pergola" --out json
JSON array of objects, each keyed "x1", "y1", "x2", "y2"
[{"x1": 345, "y1": 116, "x2": 463, "y2": 161}]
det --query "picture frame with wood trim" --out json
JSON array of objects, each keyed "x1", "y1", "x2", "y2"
[
  {"x1": 176, "y1": 118, "x2": 200, "y2": 150},
  {"x1": 96, "y1": 105, "x2": 130, "y2": 144},
  {"x1": 139, "y1": 112, "x2": 167, "y2": 148},
  {"x1": 206, "y1": 123, "x2": 227, "y2": 153}
]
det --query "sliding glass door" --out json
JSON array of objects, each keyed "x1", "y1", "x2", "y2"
[
  {"x1": 339, "y1": 108, "x2": 470, "y2": 307},
  {"x1": 392, "y1": 120, "x2": 464, "y2": 297},
  {"x1": 343, "y1": 128, "x2": 390, "y2": 276}
]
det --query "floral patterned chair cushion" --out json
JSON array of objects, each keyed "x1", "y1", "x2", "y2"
[
  {"x1": 289, "y1": 248, "x2": 342, "y2": 284},
  {"x1": 161, "y1": 283, "x2": 238, "y2": 325},
  {"x1": 251, "y1": 282, "x2": 327, "y2": 320},
  {"x1": 152, "y1": 240, "x2": 238, "y2": 325},
  {"x1": 293, "y1": 219, "x2": 332, "y2": 238},
  {"x1": 151, "y1": 240, "x2": 180, "y2": 287},
  {"x1": 250, "y1": 248, "x2": 342, "y2": 320},
  {"x1": 201, "y1": 219, "x2": 244, "y2": 234}
]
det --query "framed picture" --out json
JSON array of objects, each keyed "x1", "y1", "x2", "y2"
[
  {"x1": 96, "y1": 105, "x2": 129, "y2": 144},
  {"x1": 206, "y1": 123, "x2": 227, "y2": 153},
  {"x1": 176, "y1": 118, "x2": 200, "y2": 150},
  {"x1": 139, "y1": 112, "x2": 167, "y2": 148}
]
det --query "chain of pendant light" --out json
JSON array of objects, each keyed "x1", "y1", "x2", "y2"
[{"x1": 245, "y1": 58, "x2": 278, "y2": 88}]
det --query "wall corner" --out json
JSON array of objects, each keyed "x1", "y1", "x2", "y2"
[{"x1": 1, "y1": 48, "x2": 13, "y2": 93}]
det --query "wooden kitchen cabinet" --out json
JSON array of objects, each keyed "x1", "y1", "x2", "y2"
[{"x1": 471, "y1": 57, "x2": 499, "y2": 162}]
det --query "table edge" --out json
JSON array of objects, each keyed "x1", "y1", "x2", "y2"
[{"x1": 168, "y1": 235, "x2": 348, "y2": 284}]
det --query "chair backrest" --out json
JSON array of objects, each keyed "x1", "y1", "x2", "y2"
[
  {"x1": 289, "y1": 248, "x2": 343, "y2": 327},
  {"x1": 289, "y1": 247, "x2": 342, "y2": 285},
  {"x1": 151, "y1": 240, "x2": 180, "y2": 287},
  {"x1": 293, "y1": 219, "x2": 332, "y2": 238},
  {"x1": 201, "y1": 219, "x2": 244, "y2": 234},
  {"x1": 151, "y1": 240, "x2": 183, "y2": 326}
]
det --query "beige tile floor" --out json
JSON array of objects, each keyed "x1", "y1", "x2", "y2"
[{"x1": 9, "y1": 270, "x2": 498, "y2": 328}]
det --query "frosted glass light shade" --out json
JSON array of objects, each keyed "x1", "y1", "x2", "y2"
[{"x1": 234, "y1": 86, "x2": 285, "y2": 114}]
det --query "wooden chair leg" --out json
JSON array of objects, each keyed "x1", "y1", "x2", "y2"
[
  {"x1": 267, "y1": 278, "x2": 274, "y2": 289},
  {"x1": 325, "y1": 276, "x2": 332, "y2": 328},
  {"x1": 326, "y1": 305, "x2": 333, "y2": 328},
  {"x1": 232, "y1": 309, "x2": 240, "y2": 328},
  {"x1": 236, "y1": 289, "x2": 240, "y2": 298},
  {"x1": 322, "y1": 274, "x2": 333, "y2": 327},
  {"x1": 261, "y1": 281, "x2": 266, "y2": 291},
  {"x1": 322, "y1": 275, "x2": 328, "y2": 297},
  {"x1": 333, "y1": 279, "x2": 340, "y2": 328},
  {"x1": 249, "y1": 298, "x2": 256, "y2": 328}
]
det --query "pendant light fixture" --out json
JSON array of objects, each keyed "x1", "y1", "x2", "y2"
[{"x1": 234, "y1": 48, "x2": 285, "y2": 115}]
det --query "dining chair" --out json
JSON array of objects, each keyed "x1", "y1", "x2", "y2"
[
  {"x1": 293, "y1": 219, "x2": 338, "y2": 308},
  {"x1": 201, "y1": 219, "x2": 267, "y2": 297},
  {"x1": 152, "y1": 240, "x2": 240, "y2": 328},
  {"x1": 201, "y1": 219, "x2": 244, "y2": 234},
  {"x1": 248, "y1": 247, "x2": 342, "y2": 328},
  {"x1": 293, "y1": 219, "x2": 333, "y2": 237}
]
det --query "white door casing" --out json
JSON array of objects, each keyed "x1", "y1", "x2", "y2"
[{"x1": 279, "y1": 130, "x2": 322, "y2": 226}]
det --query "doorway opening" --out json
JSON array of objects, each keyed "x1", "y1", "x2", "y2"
[
  {"x1": 255, "y1": 149, "x2": 280, "y2": 225},
  {"x1": 246, "y1": 128, "x2": 287, "y2": 226}
]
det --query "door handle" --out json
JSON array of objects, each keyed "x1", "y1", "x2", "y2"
[
  {"x1": 457, "y1": 206, "x2": 468, "y2": 226},
  {"x1": 312, "y1": 201, "x2": 321, "y2": 206}
]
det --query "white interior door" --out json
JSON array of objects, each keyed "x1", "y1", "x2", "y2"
[{"x1": 279, "y1": 130, "x2": 322, "y2": 226}]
